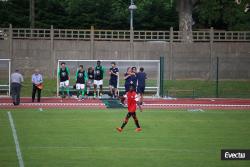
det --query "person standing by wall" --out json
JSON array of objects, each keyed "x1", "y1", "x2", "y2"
[
  {"x1": 31, "y1": 69, "x2": 43, "y2": 102},
  {"x1": 10, "y1": 69, "x2": 24, "y2": 105},
  {"x1": 130, "y1": 66, "x2": 137, "y2": 88},
  {"x1": 94, "y1": 60, "x2": 105, "y2": 98},
  {"x1": 124, "y1": 67, "x2": 132, "y2": 93},
  {"x1": 109, "y1": 62, "x2": 119, "y2": 98},
  {"x1": 136, "y1": 67, "x2": 147, "y2": 105}
]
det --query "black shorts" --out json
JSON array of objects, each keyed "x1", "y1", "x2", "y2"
[
  {"x1": 109, "y1": 80, "x2": 118, "y2": 88},
  {"x1": 126, "y1": 112, "x2": 136, "y2": 118},
  {"x1": 137, "y1": 86, "x2": 145, "y2": 94}
]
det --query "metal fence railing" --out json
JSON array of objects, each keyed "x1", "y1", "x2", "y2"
[
  {"x1": 213, "y1": 31, "x2": 250, "y2": 41},
  {"x1": 134, "y1": 31, "x2": 171, "y2": 41},
  {"x1": 192, "y1": 31, "x2": 210, "y2": 41},
  {"x1": 94, "y1": 30, "x2": 130, "y2": 40},
  {"x1": 54, "y1": 29, "x2": 91, "y2": 40},
  {"x1": 1, "y1": 27, "x2": 250, "y2": 42},
  {"x1": 12, "y1": 28, "x2": 51, "y2": 39}
]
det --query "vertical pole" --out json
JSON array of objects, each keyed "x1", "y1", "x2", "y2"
[
  {"x1": 50, "y1": 25, "x2": 54, "y2": 78},
  {"x1": 160, "y1": 56, "x2": 164, "y2": 97},
  {"x1": 8, "y1": 24, "x2": 13, "y2": 95},
  {"x1": 56, "y1": 61, "x2": 59, "y2": 97},
  {"x1": 129, "y1": 0, "x2": 134, "y2": 60},
  {"x1": 209, "y1": 27, "x2": 214, "y2": 80},
  {"x1": 129, "y1": 30, "x2": 133, "y2": 60},
  {"x1": 157, "y1": 60, "x2": 160, "y2": 97},
  {"x1": 130, "y1": 0, "x2": 134, "y2": 32},
  {"x1": 8, "y1": 60, "x2": 11, "y2": 96},
  {"x1": 169, "y1": 27, "x2": 173, "y2": 80},
  {"x1": 9, "y1": 24, "x2": 13, "y2": 66},
  {"x1": 90, "y1": 26, "x2": 94, "y2": 60},
  {"x1": 129, "y1": 33, "x2": 134, "y2": 60},
  {"x1": 216, "y1": 56, "x2": 219, "y2": 98}
]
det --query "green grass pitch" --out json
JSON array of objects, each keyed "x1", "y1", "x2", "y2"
[{"x1": 0, "y1": 109, "x2": 250, "y2": 167}]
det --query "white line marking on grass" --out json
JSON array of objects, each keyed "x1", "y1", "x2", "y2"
[{"x1": 7, "y1": 111, "x2": 24, "y2": 167}]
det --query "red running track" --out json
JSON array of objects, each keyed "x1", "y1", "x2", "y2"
[
  {"x1": 1, "y1": 97, "x2": 250, "y2": 110},
  {"x1": 0, "y1": 97, "x2": 105, "y2": 109},
  {"x1": 142, "y1": 98, "x2": 250, "y2": 110}
]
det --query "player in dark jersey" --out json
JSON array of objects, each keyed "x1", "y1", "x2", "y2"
[
  {"x1": 94, "y1": 60, "x2": 105, "y2": 98},
  {"x1": 109, "y1": 62, "x2": 119, "y2": 98},
  {"x1": 86, "y1": 67, "x2": 94, "y2": 96},
  {"x1": 130, "y1": 66, "x2": 137, "y2": 88},
  {"x1": 58, "y1": 62, "x2": 70, "y2": 98},
  {"x1": 124, "y1": 67, "x2": 132, "y2": 93},
  {"x1": 75, "y1": 65, "x2": 87, "y2": 99},
  {"x1": 117, "y1": 84, "x2": 142, "y2": 132},
  {"x1": 136, "y1": 67, "x2": 147, "y2": 105}
]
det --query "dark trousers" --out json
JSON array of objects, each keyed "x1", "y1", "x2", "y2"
[
  {"x1": 32, "y1": 84, "x2": 41, "y2": 102},
  {"x1": 11, "y1": 83, "x2": 21, "y2": 105}
]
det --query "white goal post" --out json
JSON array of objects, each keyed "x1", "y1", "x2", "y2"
[
  {"x1": 56, "y1": 59, "x2": 161, "y2": 97},
  {"x1": 0, "y1": 59, "x2": 11, "y2": 96}
]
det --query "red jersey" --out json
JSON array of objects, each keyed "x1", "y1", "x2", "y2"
[{"x1": 126, "y1": 91, "x2": 139, "y2": 112}]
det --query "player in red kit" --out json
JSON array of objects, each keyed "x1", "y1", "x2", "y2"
[{"x1": 116, "y1": 84, "x2": 142, "y2": 132}]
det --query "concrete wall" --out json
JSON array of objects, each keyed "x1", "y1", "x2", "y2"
[
  {"x1": 172, "y1": 43, "x2": 211, "y2": 80},
  {"x1": 213, "y1": 43, "x2": 250, "y2": 79},
  {"x1": 0, "y1": 38, "x2": 250, "y2": 80}
]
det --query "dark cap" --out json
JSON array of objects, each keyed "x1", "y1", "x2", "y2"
[{"x1": 139, "y1": 67, "x2": 144, "y2": 72}]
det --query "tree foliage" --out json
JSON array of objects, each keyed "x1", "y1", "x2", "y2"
[
  {"x1": 0, "y1": 0, "x2": 249, "y2": 30},
  {"x1": 193, "y1": 0, "x2": 250, "y2": 30}
]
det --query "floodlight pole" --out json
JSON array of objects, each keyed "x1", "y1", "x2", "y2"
[
  {"x1": 8, "y1": 59, "x2": 11, "y2": 96},
  {"x1": 129, "y1": 0, "x2": 135, "y2": 32},
  {"x1": 129, "y1": 0, "x2": 137, "y2": 59}
]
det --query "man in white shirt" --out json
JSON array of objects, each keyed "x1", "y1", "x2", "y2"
[{"x1": 32, "y1": 69, "x2": 43, "y2": 102}]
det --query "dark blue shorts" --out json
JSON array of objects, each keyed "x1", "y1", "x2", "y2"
[
  {"x1": 137, "y1": 86, "x2": 145, "y2": 94},
  {"x1": 109, "y1": 80, "x2": 118, "y2": 88},
  {"x1": 125, "y1": 84, "x2": 130, "y2": 92}
]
